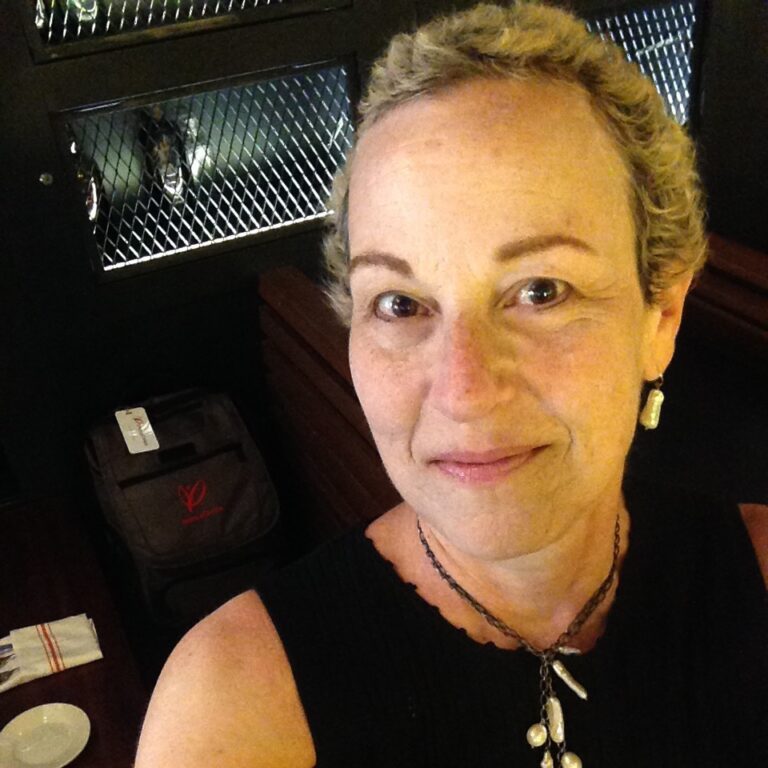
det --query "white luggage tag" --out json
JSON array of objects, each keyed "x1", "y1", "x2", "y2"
[{"x1": 114, "y1": 408, "x2": 160, "y2": 454}]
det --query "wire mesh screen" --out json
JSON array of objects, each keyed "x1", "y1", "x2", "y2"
[
  {"x1": 587, "y1": 0, "x2": 697, "y2": 124},
  {"x1": 67, "y1": 64, "x2": 353, "y2": 271},
  {"x1": 33, "y1": 0, "x2": 299, "y2": 46}
]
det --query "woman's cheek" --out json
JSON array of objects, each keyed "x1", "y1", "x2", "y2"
[
  {"x1": 524, "y1": 323, "x2": 640, "y2": 424},
  {"x1": 350, "y1": 335, "x2": 424, "y2": 441}
]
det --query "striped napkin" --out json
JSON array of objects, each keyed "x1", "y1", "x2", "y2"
[{"x1": 0, "y1": 614, "x2": 103, "y2": 693}]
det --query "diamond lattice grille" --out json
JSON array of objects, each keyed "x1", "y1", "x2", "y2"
[
  {"x1": 67, "y1": 65, "x2": 353, "y2": 271},
  {"x1": 33, "y1": 0, "x2": 300, "y2": 45},
  {"x1": 587, "y1": 1, "x2": 697, "y2": 124}
]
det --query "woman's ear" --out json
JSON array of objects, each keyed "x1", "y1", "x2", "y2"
[{"x1": 642, "y1": 273, "x2": 694, "y2": 380}]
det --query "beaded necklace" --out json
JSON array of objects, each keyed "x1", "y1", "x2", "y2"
[{"x1": 416, "y1": 514, "x2": 621, "y2": 768}]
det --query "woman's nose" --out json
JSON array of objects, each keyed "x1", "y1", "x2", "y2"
[{"x1": 427, "y1": 317, "x2": 511, "y2": 423}]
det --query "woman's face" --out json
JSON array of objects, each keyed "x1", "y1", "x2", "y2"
[{"x1": 348, "y1": 78, "x2": 677, "y2": 558}]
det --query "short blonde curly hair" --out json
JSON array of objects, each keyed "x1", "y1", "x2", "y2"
[{"x1": 323, "y1": 0, "x2": 707, "y2": 325}]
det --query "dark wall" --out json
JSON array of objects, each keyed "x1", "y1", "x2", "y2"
[
  {"x1": 697, "y1": 0, "x2": 768, "y2": 253},
  {"x1": 630, "y1": 318, "x2": 768, "y2": 504}
]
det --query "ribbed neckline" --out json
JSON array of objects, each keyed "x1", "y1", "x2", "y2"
[{"x1": 358, "y1": 480, "x2": 645, "y2": 664}]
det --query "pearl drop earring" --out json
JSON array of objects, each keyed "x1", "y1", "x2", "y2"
[{"x1": 639, "y1": 375, "x2": 664, "y2": 430}]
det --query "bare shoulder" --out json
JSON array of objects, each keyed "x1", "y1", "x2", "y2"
[
  {"x1": 740, "y1": 503, "x2": 768, "y2": 588},
  {"x1": 134, "y1": 590, "x2": 316, "y2": 768}
]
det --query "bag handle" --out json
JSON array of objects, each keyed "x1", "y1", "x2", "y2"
[
  {"x1": 145, "y1": 389, "x2": 206, "y2": 423},
  {"x1": 116, "y1": 442, "x2": 245, "y2": 489}
]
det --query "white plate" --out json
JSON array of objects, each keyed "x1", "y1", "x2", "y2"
[{"x1": 0, "y1": 703, "x2": 90, "y2": 768}]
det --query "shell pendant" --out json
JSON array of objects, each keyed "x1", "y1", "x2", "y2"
[
  {"x1": 545, "y1": 696, "x2": 565, "y2": 744},
  {"x1": 526, "y1": 723, "x2": 548, "y2": 748},
  {"x1": 552, "y1": 660, "x2": 588, "y2": 700},
  {"x1": 527, "y1": 657, "x2": 589, "y2": 766}
]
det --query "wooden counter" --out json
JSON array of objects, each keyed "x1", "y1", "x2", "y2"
[{"x1": 0, "y1": 497, "x2": 147, "y2": 767}]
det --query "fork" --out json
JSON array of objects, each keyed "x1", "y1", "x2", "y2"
[{"x1": 0, "y1": 667, "x2": 18, "y2": 684}]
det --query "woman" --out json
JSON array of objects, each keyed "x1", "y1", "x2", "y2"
[{"x1": 135, "y1": 3, "x2": 767, "y2": 767}]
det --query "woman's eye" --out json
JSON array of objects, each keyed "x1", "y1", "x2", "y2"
[
  {"x1": 513, "y1": 278, "x2": 571, "y2": 308},
  {"x1": 373, "y1": 293, "x2": 427, "y2": 320}
]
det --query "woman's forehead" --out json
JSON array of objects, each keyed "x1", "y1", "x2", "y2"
[
  {"x1": 353, "y1": 77, "x2": 626, "y2": 175},
  {"x1": 348, "y1": 77, "x2": 633, "y2": 265}
]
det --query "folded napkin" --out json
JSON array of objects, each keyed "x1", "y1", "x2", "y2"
[{"x1": 0, "y1": 614, "x2": 103, "y2": 694}]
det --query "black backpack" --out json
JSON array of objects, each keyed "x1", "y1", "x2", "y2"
[{"x1": 85, "y1": 389, "x2": 282, "y2": 625}]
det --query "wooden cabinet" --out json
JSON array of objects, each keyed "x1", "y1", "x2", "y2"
[
  {"x1": 258, "y1": 267, "x2": 399, "y2": 544},
  {"x1": 687, "y1": 234, "x2": 768, "y2": 358}
]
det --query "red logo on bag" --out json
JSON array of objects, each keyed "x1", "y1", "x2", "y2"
[
  {"x1": 177, "y1": 479, "x2": 224, "y2": 525},
  {"x1": 178, "y1": 480, "x2": 207, "y2": 514}
]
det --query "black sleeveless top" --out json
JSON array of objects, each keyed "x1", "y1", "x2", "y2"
[{"x1": 257, "y1": 480, "x2": 767, "y2": 767}]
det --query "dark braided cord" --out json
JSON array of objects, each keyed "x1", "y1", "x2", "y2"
[{"x1": 416, "y1": 513, "x2": 621, "y2": 658}]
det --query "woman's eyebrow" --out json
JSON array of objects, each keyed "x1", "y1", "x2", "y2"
[
  {"x1": 349, "y1": 251, "x2": 414, "y2": 278},
  {"x1": 495, "y1": 234, "x2": 596, "y2": 261},
  {"x1": 348, "y1": 235, "x2": 595, "y2": 277}
]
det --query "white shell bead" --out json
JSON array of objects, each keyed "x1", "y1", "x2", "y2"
[
  {"x1": 639, "y1": 388, "x2": 664, "y2": 429},
  {"x1": 552, "y1": 660, "x2": 588, "y2": 700},
  {"x1": 526, "y1": 723, "x2": 548, "y2": 748},
  {"x1": 545, "y1": 696, "x2": 565, "y2": 743},
  {"x1": 561, "y1": 752, "x2": 583, "y2": 768},
  {"x1": 540, "y1": 750, "x2": 554, "y2": 768}
]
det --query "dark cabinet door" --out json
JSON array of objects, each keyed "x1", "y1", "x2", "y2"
[{"x1": 0, "y1": 0, "x2": 416, "y2": 494}]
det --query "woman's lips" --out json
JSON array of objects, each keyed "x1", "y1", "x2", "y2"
[{"x1": 430, "y1": 446, "x2": 543, "y2": 484}]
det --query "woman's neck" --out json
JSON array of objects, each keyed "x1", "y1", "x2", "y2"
[{"x1": 367, "y1": 495, "x2": 631, "y2": 652}]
